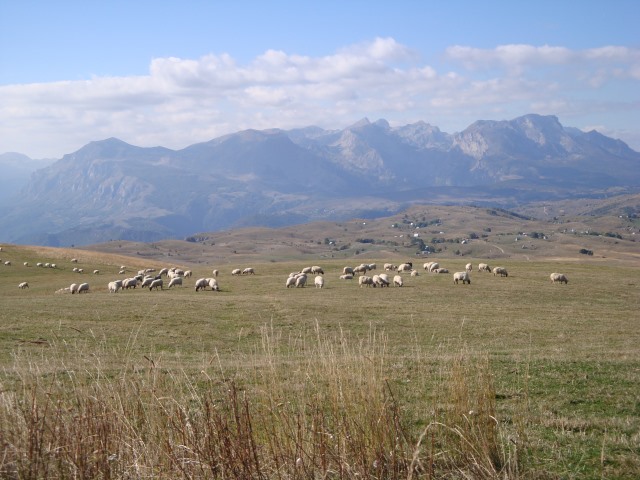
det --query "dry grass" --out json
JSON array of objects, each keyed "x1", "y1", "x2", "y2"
[{"x1": 0, "y1": 238, "x2": 638, "y2": 478}]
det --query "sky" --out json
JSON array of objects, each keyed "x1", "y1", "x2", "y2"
[{"x1": 1, "y1": 0, "x2": 639, "y2": 159}]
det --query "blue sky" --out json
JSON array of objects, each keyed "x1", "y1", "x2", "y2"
[{"x1": 1, "y1": 0, "x2": 639, "y2": 158}]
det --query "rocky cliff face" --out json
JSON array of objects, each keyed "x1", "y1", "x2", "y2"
[{"x1": 1, "y1": 114, "x2": 638, "y2": 246}]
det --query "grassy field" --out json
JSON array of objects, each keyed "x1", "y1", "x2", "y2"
[{"x1": 0, "y1": 242, "x2": 639, "y2": 478}]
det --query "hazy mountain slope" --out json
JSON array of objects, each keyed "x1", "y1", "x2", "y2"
[{"x1": 0, "y1": 114, "x2": 638, "y2": 246}]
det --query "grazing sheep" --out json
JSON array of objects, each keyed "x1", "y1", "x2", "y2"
[
  {"x1": 242, "y1": 267, "x2": 255, "y2": 275},
  {"x1": 368, "y1": 263, "x2": 377, "y2": 271},
  {"x1": 23, "y1": 262, "x2": 29, "y2": 267},
  {"x1": 384, "y1": 263, "x2": 397, "y2": 271},
  {"x1": 398, "y1": 263, "x2": 412, "y2": 272},
  {"x1": 18, "y1": 282, "x2": 29, "y2": 289},
  {"x1": 123, "y1": 277, "x2": 139, "y2": 289},
  {"x1": 168, "y1": 276, "x2": 183, "y2": 288},
  {"x1": 393, "y1": 275, "x2": 403, "y2": 287},
  {"x1": 71, "y1": 258, "x2": 78, "y2": 263},
  {"x1": 434, "y1": 268, "x2": 449, "y2": 274},
  {"x1": 69, "y1": 283, "x2": 79, "y2": 294},
  {"x1": 231, "y1": 268, "x2": 242, "y2": 275},
  {"x1": 93, "y1": 269, "x2": 100, "y2": 275},
  {"x1": 314, "y1": 275, "x2": 325, "y2": 288},
  {"x1": 550, "y1": 273, "x2": 569, "y2": 284},
  {"x1": 311, "y1": 266, "x2": 324, "y2": 275},
  {"x1": 410, "y1": 269, "x2": 420, "y2": 277},
  {"x1": 36, "y1": 262, "x2": 43, "y2": 267},
  {"x1": 195, "y1": 278, "x2": 209, "y2": 291},
  {"x1": 428, "y1": 262, "x2": 440, "y2": 273},
  {"x1": 50, "y1": 263, "x2": 56, "y2": 269},
  {"x1": 4, "y1": 261, "x2": 11, "y2": 266},
  {"x1": 285, "y1": 276, "x2": 297, "y2": 288},
  {"x1": 453, "y1": 271, "x2": 471, "y2": 285},
  {"x1": 493, "y1": 267, "x2": 508, "y2": 277},
  {"x1": 119, "y1": 269, "x2": 126, "y2": 274},
  {"x1": 184, "y1": 270, "x2": 192, "y2": 278},
  {"x1": 295, "y1": 274, "x2": 307, "y2": 288},
  {"x1": 339, "y1": 274, "x2": 353, "y2": 280},
  {"x1": 207, "y1": 278, "x2": 220, "y2": 291},
  {"x1": 359, "y1": 275, "x2": 374, "y2": 287},
  {"x1": 77, "y1": 283, "x2": 90, "y2": 294},
  {"x1": 212, "y1": 269, "x2": 219, "y2": 277},
  {"x1": 353, "y1": 264, "x2": 369, "y2": 274},
  {"x1": 466, "y1": 263, "x2": 473, "y2": 272},
  {"x1": 478, "y1": 263, "x2": 492, "y2": 272},
  {"x1": 140, "y1": 277, "x2": 156, "y2": 288},
  {"x1": 343, "y1": 266, "x2": 355, "y2": 275},
  {"x1": 376, "y1": 273, "x2": 390, "y2": 287},
  {"x1": 423, "y1": 262, "x2": 433, "y2": 271},
  {"x1": 108, "y1": 280, "x2": 122, "y2": 293},
  {"x1": 149, "y1": 279, "x2": 163, "y2": 291}
]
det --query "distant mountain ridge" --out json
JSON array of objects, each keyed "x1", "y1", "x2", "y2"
[{"x1": 1, "y1": 114, "x2": 639, "y2": 246}]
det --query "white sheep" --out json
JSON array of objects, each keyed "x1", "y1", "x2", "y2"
[
  {"x1": 393, "y1": 275, "x2": 403, "y2": 287},
  {"x1": 478, "y1": 263, "x2": 492, "y2": 272},
  {"x1": 69, "y1": 283, "x2": 79, "y2": 294},
  {"x1": 423, "y1": 262, "x2": 434, "y2": 271},
  {"x1": 358, "y1": 275, "x2": 373, "y2": 287},
  {"x1": 195, "y1": 278, "x2": 209, "y2": 291},
  {"x1": 93, "y1": 269, "x2": 100, "y2": 275},
  {"x1": 123, "y1": 277, "x2": 139, "y2": 289},
  {"x1": 159, "y1": 268, "x2": 169, "y2": 276},
  {"x1": 36, "y1": 262, "x2": 43, "y2": 267},
  {"x1": 434, "y1": 268, "x2": 449, "y2": 274},
  {"x1": 149, "y1": 279, "x2": 163, "y2": 290},
  {"x1": 368, "y1": 263, "x2": 377, "y2": 271},
  {"x1": 231, "y1": 268, "x2": 242, "y2": 275},
  {"x1": 343, "y1": 266, "x2": 355, "y2": 275},
  {"x1": 314, "y1": 275, "x2": 324, "y2": 288},
  {"x1": 295, "y1": 274, "x2": 307, "y2": 288},
  {"x1": 550, "y1": 273, "x2": 569, "y2": 284},
  {"x1": 466, "y1": 263, "x2": 473, "y2": 272},
  {"x1": 453, "y1": 271, "x2": 471, "y2": 285},
  {"x1": 119, "y1": 269, "x2": 126, "y2": 275},
  {"x1": 50, "y1": 263, "x2": 56, "y2": 269},
  {"x1": 301, "y1": 266, "x2": 313, "y2": 274},
  {"x1": 18, "y1": 281, "x2": 29, "y2": 289},
  {"x1": 384, "y1": 263, "x2": 397, "y2": 271},
  {"x1": 311, "y1": 266, "x2": 324, "y2": 275},
  {"x1": 77, "y1": 283, "x2": 90, "y2": 294},
  {"x1": 207, "y1": 278, "x2": 220, "y2": 291},
  {"x1": 353, "y1": 264, "x2": 369, "y2": 274},
  {"x1": 140, "y1": 277, "x2": 155, "y2": 288},
  {"x1": 410, "y1": 269, "x2": 420, "y2": 277},
  {"x1": 242, "y1": 267, "x2": 255, "y2": 275},
  {"x1": 339, "y1": 274, "x2": 354, "y2": 280},
  {"x1": 168, "y1": 276, "x2": 183, "y2": 288},
  {"x1": 23, "y1": 262, "x2": 29, "y2": 267},
  {"x1": 428, "y1": 262, "x2": 440, "y2": 273},
  {"x1": 398, "y1": 263, "x2": 412, "y2": 272},
  {"x1": 4, "y1": 261, "x2": 11, "y2": 266},
  {"x1": 71, "y1": 258, "x2": 78, "y2": 263},
  {"x1": 184, "y1": 270, "x2": 192, "y2": 278},
  {"x1": 108, "y1": 280, "x2": 122, "y2": 293},
  {"x1": 212, "y1": 269, "x2": 219, "y2": 277},
  {"x1": 376, "y1": 273, "x2": 390, "y2": 287},
  {"x1": 492, "y1": 267, "x2": 508, "y2": 277},
  {"x1": 285, "y1": 276, "x2": 297, "y2": 288}
]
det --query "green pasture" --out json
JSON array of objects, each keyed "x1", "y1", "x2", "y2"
[{"x1": 0, "y1": 245, "x2": 639, "y2": 477}]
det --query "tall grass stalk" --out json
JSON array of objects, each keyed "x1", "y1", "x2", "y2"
[{"x1": 0, "y1": 324, "x2": 519, "y2": 479}]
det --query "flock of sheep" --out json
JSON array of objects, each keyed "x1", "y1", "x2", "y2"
[{"x1": 3, "y1": 247, "x2": 570, "y2": 295}]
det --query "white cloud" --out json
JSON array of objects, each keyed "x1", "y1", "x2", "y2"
[{"x1": 0, "y1": 39, "x2": 639, "y2": 158}]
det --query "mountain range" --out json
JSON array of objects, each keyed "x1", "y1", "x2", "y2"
[{"x1": 1, "y1": 113, "x2": 639, "y2": 247}]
